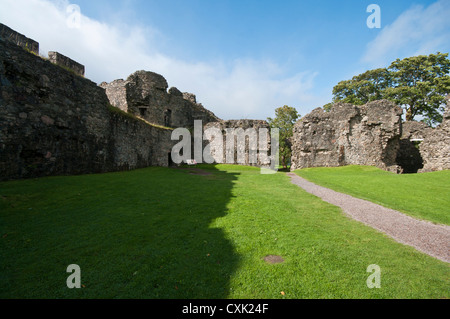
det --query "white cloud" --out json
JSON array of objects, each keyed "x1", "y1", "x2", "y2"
[
  {"x1": 0, "y1": 0, "x2": 322, "y2": 120},
  {"x1": 362, "y1": 0, "x2": 450, "y2": 68}
]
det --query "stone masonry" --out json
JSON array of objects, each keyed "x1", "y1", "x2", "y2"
[
  {"x1": 290, "y1": 100, "x2": 403, "y2": 173},
  {"x1": 101, "y1": 72, "x2": 276, "y2": 167},
  {"x1": 0, "y1": 31, "x2": 172, "y2": 181},
  {"x1": 48, "y1": 51, "x2": 85, "y2": 77},
  {"x1": 0, "y1": 24, "x2": 272, "y2": 180},
  {"x1": 418, "y1": 97, "x2": 450, "y2": 172},
  {"x1": 100, "y1": 71, "x2": 220, "y2": 129},
  {"x1": 203, "y1": 120, "x2": 271, "y2": 166},
  {"x1": 0, "y1": 23, "x2": 39, "y2": 55},
  {"x1": 2, "y1": 24, "x2": 447, "y2": 180}
]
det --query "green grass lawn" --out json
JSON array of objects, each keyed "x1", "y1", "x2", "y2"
[
  {"x1": 295, "y1": 165, "x2": 450, "y2": 226},
  {"x1": 0, "y1": 165, "x2": 448, "y2": 298}
]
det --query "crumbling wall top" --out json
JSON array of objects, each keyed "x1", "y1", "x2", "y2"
[
  {"x1": 127, "y1": 70, "x2": 168, "y2": 91},
  {"x1": 48, "y1": 51, "x2": 85, "y2": 77},
  {"x1": 0, "y1": 23, "x2": 39, "y2": 55}
]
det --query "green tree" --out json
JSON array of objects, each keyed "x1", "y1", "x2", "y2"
[
  {"x1": 267, "y1": 105, "x2": 299, "y2": 169},
  {"x1": 332, "y1": 68, "x2": 392, "y2": 105},
  {"x1": 331, "y1": 52, "x2": 450, "y2": 124},
  {"x1": 386, "y1": 53, "x2": 450, "y2": 123}
]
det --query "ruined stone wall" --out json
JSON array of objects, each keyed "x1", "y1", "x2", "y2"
[
  {"x1": 109, "y1": 111, "x2": 173, "y2": 169},
  {"x1": 203, "y1": 120, "x2": 271, "y2": 166},
  {"x1": 290, "y1": 100, "x2": 403, "y2": 173},
  {"x1": 100, "y1": 70, "x2": 220, "y2": 129},
  {"x1": 0, "y1": 36, "x2": 172, "y2": 181},
  {"x1": 48, "y1": 51, "x2": 85, "y2": 77},
  {"x1": 100, "y1": 79, "x2": 128, "y2": 112},
  {"x1": 418, "y1": 98, "x2": 450, "y2": 172},
  {"x1": 0, "y1": 23, "x2": 39, "y2": 55}
]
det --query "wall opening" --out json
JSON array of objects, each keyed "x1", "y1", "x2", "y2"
[
  {"x1": 139, "y1": 108, "x2": 147, "y2": 117},
  {"x1": 164, "y1": 109, "x2": 172, "y2": 127},
  {"x1": 396, "y1": 139, "x2": 424, "y2": 173},
  {"x1": 168, "y1": 152, "x2": 175, "y2": 166}
]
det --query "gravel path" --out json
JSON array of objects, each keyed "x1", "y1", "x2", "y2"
[{"x1": 287, "y1": 173, "x2": 450, "y2": 263}]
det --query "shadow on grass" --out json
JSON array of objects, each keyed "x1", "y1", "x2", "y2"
[{"x1": 0, "y1": 164, "x2": 240, "y2": 298}]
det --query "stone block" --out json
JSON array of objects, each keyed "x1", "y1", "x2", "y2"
[
  {"x1": 48, "y1": 51, "x2": 85, "y2": 77},
  {"x1": 0, "y1": 23, "x2": 39, "y2": 55}
]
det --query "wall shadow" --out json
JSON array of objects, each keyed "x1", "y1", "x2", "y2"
[
  {"x1": 0, "y1": 165, "x2": 240, "y2": 299},
  {"x1": 75, "y1": 164, "x2": 241, "y2": 298},
  {"x1": 133, "y1": 164, "x2": 241, "y2": 298}
]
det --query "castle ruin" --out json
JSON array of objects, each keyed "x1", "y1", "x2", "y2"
[
  {"x1": 0, "y1": 24, "x2": 448, "y2": 181},
  {"x1": 290, "y1": 100, "x2": 403, "y2": 173},
  {"x1": 0, "y1": 24, "x2": 270, "y2": 181},
  {"x1": 290, "y1": 99, "x2": 450, "y2": 173},
  {"x1": 100, "y1": 70, "x2": 219, "y2": 129},
  {"x1": 418, "y1": 97, "x2": 450, "y2": 173}
]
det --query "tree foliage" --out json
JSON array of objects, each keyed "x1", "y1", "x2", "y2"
[
  {"x1": 267, "y1": 105, "x2": 299, "y2": 169},
  {"x1": 330, "y1": 52, "x2": 450, "y2": 124}
]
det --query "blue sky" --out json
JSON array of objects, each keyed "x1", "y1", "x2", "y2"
[{"x1": 1, "y1": 0, "x2": 449, "y2": 120}]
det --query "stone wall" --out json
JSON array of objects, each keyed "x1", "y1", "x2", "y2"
[
  {"x1": 0, "y1": 23, "x2": 278, "y2": 181},
  {"x1": 0, "y1": 35, "x2": 172, "y2": 181},
  {"x1": 0, "y1": 23, "x2": 39, "y2": 55},
  {"x1": 101, "y1": 72, "x2": 277, "y2": 168},
  {"x1": 418, "y1": 98, "x2": 450, "y2": 172},
  {"x1": 203, "y1": 120, "x2": 271, "y2": 166},
  {"x1": 290, "y1": 100, "x2": 403, "y2": 173},
  {"x1": 109, "y1": 111, "x2": 173, "y2": 169},
  {"x1": 48, "y1": 51, "x2": 85, "y2": 77},
  {"x1": 101, "y1": 79, "x2": 128, "y2": 112},
  {"x1": 100, "y1": 70, "x2": 220, "y2": 129}
]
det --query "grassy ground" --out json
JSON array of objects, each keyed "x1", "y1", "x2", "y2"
[
  {"x1": 0, "y1": 165, "x2": 448, "y2": 298},
  {"x1": 295, "y1": 165, "x2": 450, "y2": 226}
]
